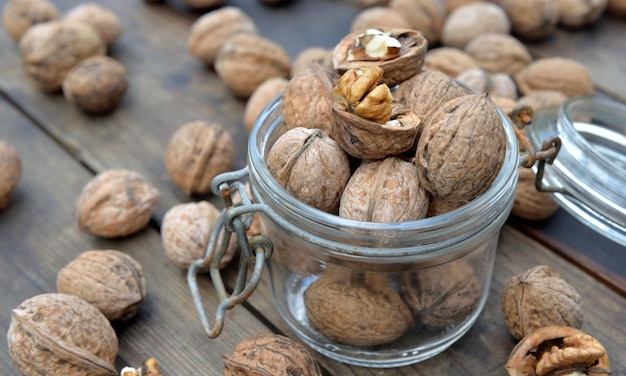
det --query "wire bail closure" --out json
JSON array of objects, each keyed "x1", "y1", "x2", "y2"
[
  {"x1": 187, "y1": 167, "x2": 273, "y2": 339},
  {"x1": 508, "y1": 104, "x2": 567, "y2": 194}
]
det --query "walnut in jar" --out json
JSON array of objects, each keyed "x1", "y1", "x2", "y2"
[
  {"x1": 165, "y1": 121, "x2": 234, "y2": 196},
  {"x1": 8, "y1": 293, "x2": 118, "y2": 376},
  {"x1": 0, "y1": 139, "x2": 21, "y2": 211},
  {"x1": 266, "y1": 127, "x2": 351, "y2": 214},
  {"x1": 339, "y1": 157, "x2": 429, "y2": 222},
  {"x1": 57, "y1": 250, "x2": 147, "y2": 321}
]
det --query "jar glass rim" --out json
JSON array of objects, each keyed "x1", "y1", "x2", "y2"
[{"x1": 247, "y1": 94, "x2": 519, "y2": 254}]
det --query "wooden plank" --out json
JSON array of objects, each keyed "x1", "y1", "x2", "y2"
[
  {"x1": 0, "y1": 96, "x2": 275, "y2": 375},
  {"x1": 235, "y1": 225, "x2": 626, "y2": 375}
]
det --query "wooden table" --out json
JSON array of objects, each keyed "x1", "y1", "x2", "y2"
[{"x1": 1, "y1": 1, "x2": 625, "y2": 374}]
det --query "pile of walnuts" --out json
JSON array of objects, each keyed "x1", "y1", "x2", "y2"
[{"x1": 2, "y1": 0, "x2": 128, "y2": 114}]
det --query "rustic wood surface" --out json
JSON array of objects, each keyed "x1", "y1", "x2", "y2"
[{"x1": 1, "y1": 0, "x2": 625, "y2": 375}]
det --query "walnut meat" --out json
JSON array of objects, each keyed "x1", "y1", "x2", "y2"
[
  {"x1": 304, "y1": 271, "x2": 413, "y2": 346},
  {"x1": 441, "y1": 2, "x2": 511, "y2": 49},
  {"x1": 266, "y1": 127, "x2": 351, "y2": 213},
  {"x1": 215, "y1": 32, "x2": 290, "y2": 98},
  {"x1": 161, "y1": 201, "x2": 238, "y2": 270},
  {"x1": 340, "y1": 157, "x2": 429, "y2": 222},
  {"x1": 415, "y1": 93, "x2": 506, "y2": 202},
  {"x1": 501, "y1": 265, "x2": 584, "y2": 340},
  {"x1": 63, "y1": 2, "x2": 123, "y2": 48},
  {"x1": 188, "y1": 6, "x2": 257, "y2": 67},
  {"x1": 57, "y1": 250, "x2": 147, "y2": 321},
  {"x1": 62, "y1": 55, "x2": 128, "y2": 114},
  {"x1": 505, "y1": 326, "x2": 610, "y2": 376},
  {"x1": 0, "y1": 139, "x2": 21, "y2": 211},
  {"x1": 499, "y1": 0, "x2": 559, "y2": 40},
  {"x1": 401, "y1": 260, "x2": 482, "y2": 327},
  {"x1": 514, "y1": 57, "x2": 595, "y2": 98},
  {"x1": 7, "y1": 293, "x2": 118, "y2": 376},
  {"x1": 18, "y1": 19, "x2": 106, "y2": 92},
  {"x1": 333, "y1": 27, "x2": 428, "y2": 87},
  {"x1": 164, "y1": 121, "x2": 234, "y2": 196},
  {"x1": 223, "y1": 334, "x2": 322, "y2": 376},
  {"x1": 2, "y1": 0, "x2": 58, "y2": 42},
  {"x1": 464, "y1": 33, "x2": 533, "y2": 76},
  {"x1": 76, "y1": 169, "x2": 159, "y2": 238}
]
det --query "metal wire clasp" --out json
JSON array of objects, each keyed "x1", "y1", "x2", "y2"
[
  {"x1": 187, "y1": 167, "x2": 273, "y2": 339},
  {"x1": 509, "y1": 104, "x2": 567, "y2": 194}
]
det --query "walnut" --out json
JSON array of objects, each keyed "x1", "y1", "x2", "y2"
[
  {"x1": 0, "y1": 139, "x2": 21, "y2": 211},
  {"x1": 511, "y1": 167, "x2": 560, "y2": 220},
  {"x1": 7, "y1": 293, "x2": 118, "y2": 376},
  {"x1": 244, "y1": 77, "x2": 289, "y2": 133},
  {"x1": 304, "y1": 271, "x2": 413, "y2": 346},
  {"x1": 188, "y1": 6, "x2": 257, "y2": 67},
  {"x1": 223, "y1": 334, "x2": 322, "y2": 376},
  {"x1": 290, "y1": 46, "x2": 333, "y2": 77},
  {"x1": 121, "y1": 358, "x2": 163, "y2": 376},
  {"x1": 416, "y1": 93, "x2": 506, "y2": 201},
  {"x1": 491, "y1": 95, "x2": 519, "y2": 115},
  {"x1": 339, "y1": 157, "x2": 429, "y2": 222},
  {"x1": 498, "y1": 0, "x2": 559, "y2": 40},
  {"x1": 505, "y1": 326, "x2": 611, "y2": 376},
  {"x1": 441, "y1": 2, "x2": 511, "y2": 49},
  {"x1": 161, "y1": 201, "x2": 238, "y2": 270},
  {"x1": 608, "y1": 0, "x2": 626, "y2": 17},
  {"x1": 456, "y1": 68, "x2": 518, "y2": 100},
  {"x1": 388, "y1": 0, "x2": 446, "y2": 45},
  {"x1": 62, "y1": 55, "x2": 128, "y2": 114},
  {"x1": 514, "y1": 57, "x2": 595, "y2": 98},
  {"x1": 517, "y1": 90, "x2": 568, "y2": 113},
  {"x1": 2, "y1": 0, "x2": 58, "y2": 42},
  {"x1": 423, "y1": 47, "x2": 479, "y2": 78},
  {"x1": 394, "y1": 69, "x2": 472, "y2": 124},
  {"x1": 181, "y1": 0, "x2": 223, "y2": 9},
  {"x1": 76, "y1": 169, "x2": 159, "y2": 238},
  {"x1": 281, "y1": 62, "x2": 337, "y2": 135},
  {"x1": 18, "y1": 19, "x2": 106, "y2": 92},
  {"x1": 557, "y1": 0, "x2": 608, "y2": 29},
  {"x1": 349, "y1": 6, "x2": 412, "y2": 33},
  {"x1": 501, "y1": 265, "x2": 583, "y2": 340},
  {"x1": 164, "y1": 121, "x2": 234, "y2": 196},
  {"x1": 63, "y1": 2, "x2": 123, "y2": 48},
  {"x1": 57, "y1": 250, "x2": 146, "y2": 321},
  {"x1": 358, "y1": 0, "x2": 391, "y2": 8},
  {"x1": 215, "y1": 32, "x2": 290, "y2": 98},
  {"x1": 266, "y1": 127, "x2": 351, "y2": 213},
  {"x1": 445, "y1": 0, "x2": 486, "y2": 13},
  {"x1": 426, "y1": 195, "x2": 467, "y2": 217},
  {"x1": 464, "y1": 33, "x2": 533, "y2": 76},
  {"x1": 333, "y1": 27, "x2": 428, "y2": 87}
]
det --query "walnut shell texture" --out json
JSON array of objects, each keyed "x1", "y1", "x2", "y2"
[
  {"x1": 161, "y1": 201, "x2": 238, "y2": 270},
  {"x1": 76, "y1": 169, "x2": 159, "y2": 238},
  {"x1": 501, "y1": 265, "x2": 584, "y2": 340},
  {"x1": 2, "y1": 0, "x2": 58, "y2": 42},
  {"x1": 388, "y1": 0, "x2": 446, "y2": 45},
  {"x1": 511, "y1": 167, "x2": 560, "y2": 221},
  {"x1": 415, "y1": 93, "x2": 506, "y2": 201},
  {"x1": 350, "y1": 6, "x2": 412, "y2": 33},
  {"x1": 499, "y1": 0, "x2": 559, "y2": 40},
  {"x1": 339, "y1": 157, "x2": 429, "y2": 222},
  {"x1": 441, "y1": 2, "x2": 511, "y2": 49},
  {"x1": 62, "y1": 55, "x2": 128, "y2": 114},
  {"x1": 514, "y1": 57, "x2": 595, "y2": 98},
  {"x1": 244, "y1": 77, "x2": 289, "y2": 133},
  {"x1": 18, "y1": 19, "x2": 106, "y2": 92},
  {"x1": 223, "y1": 334, "x2": 322, "y2": 376},
  {"x1": 423, "y1": 47, "x2": 479, "y2": 78},
  {"x1": 63, "y1": 2, "x2": 123, "y2": 47},
  {"x1": 215, "y1": 32, "x2": 290, "y2": 98},
  {"x1": 456, "y1": 68, "x2": 518, "y2": 100},
  {"x1": 304, "y1": 272, "x2": 413, "y2": 347},
  {"x1": 165, "y1": 121, "x2": 234, "y2": 195},
  {"x1": 464, "y1": 33, "x2": 533, "y2": 76},
  {"x1": 0, "y1": 139, "x2": 21, "y2": 211},
  {"x1": 290, "y1": 46, "x2": 334, "y2": 77},
  {"x1": 8, "y1": 293, "x2": 118, "y2": 376},
  {"x1": 188, "y1": 6, "x2": 257, "y2": 66},
  {"x1": 557, "y1": 0, "x2": 608, "y2": 28},
  {"x1": 266, "y1": 127, "x2": 351, "y2": 213},
  {"x1": 57, "y1": 250, "x2": 147, "y2": 321}
]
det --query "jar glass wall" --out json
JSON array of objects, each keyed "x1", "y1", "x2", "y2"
[{"x1": 247, "y1": 95, "x2": 520, "y2": 367}]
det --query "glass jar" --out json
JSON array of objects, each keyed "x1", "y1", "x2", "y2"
[
  {"x1": 238, "y1": 94, "x2": 521, "y2": 368},
  {"x1": 526, "y1": 96, "x2": 626, "y2": 246}
]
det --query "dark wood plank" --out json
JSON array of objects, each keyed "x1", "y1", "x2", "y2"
[{"x1": 0, "y1": 96, "x2": 276, "y2": 375}]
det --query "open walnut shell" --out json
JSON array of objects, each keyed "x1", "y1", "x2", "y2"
[
  {"x1": 505, "y1": 326, "x2": 611, "y2": 376},
  {"x1": 333, "y1": 28, "x2": 428, "y2": 87}
]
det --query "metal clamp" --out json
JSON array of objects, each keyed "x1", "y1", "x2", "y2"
[{"x1": 187, "y1": 168, "x2": 273, "y2": 339}]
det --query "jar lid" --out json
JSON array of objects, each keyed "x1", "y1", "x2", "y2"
[{"x1": 528, "y1": 96, "x2": 626, "y2": 246}]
